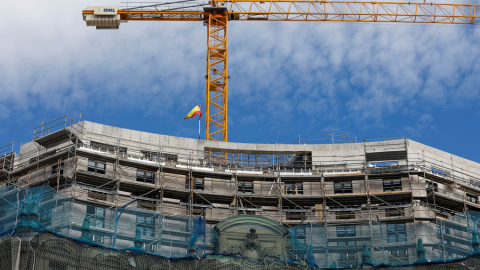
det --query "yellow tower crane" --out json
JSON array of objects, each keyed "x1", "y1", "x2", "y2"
[{"x1": 83, "y1": 1, "x2": 480, "y2": 142}]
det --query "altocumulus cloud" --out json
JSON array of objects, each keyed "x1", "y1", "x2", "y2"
[
  {"x1": 0, "y1": 0, "x2": 479, "y2": 154},
  {"x1": 0, "y1": 0, "x2": 206, "y2": 120},
  {"x1": 229, "y1": 21, "x2": 480, "y2": 123}
]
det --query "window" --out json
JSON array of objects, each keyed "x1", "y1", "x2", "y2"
[
  {"x1": 163, "y1": 153, "x2": 178, "y2": 162},
  {"x1": 387, "y1": 224, "x2": 407, "y2": 243},
  {"x1": 337, "y1": 226, "x2": 356, "y2": 237},
  {"x1": 466, "y1": 193, "x2": 478, "y2": 204},
  {"x1": 285, "y1": 183, "x2": 303, "y2": 195},
  {"x1": 185, "y1": 178, "x2": 205, "y2": 190},
  {"x1": 136, "y1": 215, "x2": 155, "y2": 237},
  {"x1": 238, "y1": 182, "x2": 254, "y2": 194},
  {"x1": 425, "y1": 182, "x2": 438, "y2": 192},
  {"x1": 137, "y1": 170, "x2": 155, "y2": 184},
  {"x1": 194, "y1": 179, "x2": 204, "y2": 190},
  {"x1": 87, "y1": 205, "x2": 106, "y2": 228},
  {"x1": 52, "y1": 162, "x2": 64, "y2": 175},
  {"x1": 192, "y1": 207, "x2": 206, "y2": 217},
  {"x1": 338, "y1": 240, "x2": 356, "y2": 246},
  {"x1": 138, "y1": 200, "x2": 156, "y2": 211},
  {"x1": 239, "y1": 209, "x2": 256, "y2": 215},
  {"x1": 92, "y1": 235, "x2": 104, "y2": 244},
  {"x1": 141, "y1": 150, "x2": 160, "y2": 160},
  {"x1": 286, "y1": 211, "x2": 306, "y2": 220},
  {"x1": 146, "y1": 243, "x2": 159, "y2": 253},
  {"x1": 385, "y1": 209, "x2": 405, "y2": 217},
  {"x1": 88, "y1": 160, "x2": 106, "y2": 174},
  {"x1": 336, "y1": 212, "x2": 355, "y2": 220},
  {"x1": 284, "y1": 206, "x2": 306, "y2": 220},
  {"x1": 389, "y1": 249, "x2": 409, "y2": 265},
  {"x1": 88, "y1": 190, "x2": 108, "y2": 201},
  {"x1": 334, "y1": 182, "x2": 353, "y2": 194},
  {"x1": 383, "y1": 179, "x2": 402, "y2": 192},
  {"x1": 338, "y1": 251, "x2": 358, "y2": 268}
]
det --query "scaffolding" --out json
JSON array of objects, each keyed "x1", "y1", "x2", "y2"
[{"x1": 1, "y1": 117, "x2": 480, "y2": 268}]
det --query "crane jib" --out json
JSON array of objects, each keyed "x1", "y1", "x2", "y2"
[{"x1": 83, "y1": 1, "x2": 480, "y2": 142}]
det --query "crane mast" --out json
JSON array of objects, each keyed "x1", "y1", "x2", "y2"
[
  {"x1": 83, "y1": 1, "x2": 480, "y2": 142},
  {"x1": 205, "y1": 6, "x2": 229, "y2": 142}
]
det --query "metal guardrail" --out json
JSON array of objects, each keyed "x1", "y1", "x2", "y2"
[
  {"x1": 33, "y1": 115, "x2": 83, "y2": 139},
  {"x1": 293, "y1": 134, "x2": 357, "y2": 144}
]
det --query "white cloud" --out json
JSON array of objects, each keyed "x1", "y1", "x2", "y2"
[{"x1": 0, "y1": 1, "x2": 479, "y2": 147}]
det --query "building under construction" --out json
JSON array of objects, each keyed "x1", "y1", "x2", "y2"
[{"x1": 1, "y1": 116, "x2": 480, "y2": 269}]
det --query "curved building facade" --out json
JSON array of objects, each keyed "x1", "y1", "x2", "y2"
[{"x1": 1, "y1": 117, "x2": 480, "y2": 269}]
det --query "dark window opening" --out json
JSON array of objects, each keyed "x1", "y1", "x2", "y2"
[
  {"x1": 239, "y1": 209, "x2": 256, "y2": 215},
  {"x1": 88, "y1": 190, "x2": 108, "y2": 201},
  {"x1": 338, "y1": 240, "x2": 356, "y2": 246},
  {"x1": 138, "y1": 200, "x2": 156, "y2": 211},
  {"x1": 383, "y1": 179, "x2": 402, "y2": 192},
  {"x1": 336, "y1": 212, "x2": 355, "y2": 220},
  {"x1": 238, "y1": 181, "x2": 254, "y2": 194},
  {"x1": 137, "y1": 170, "x2": 155, "y2": 184},
  {"x1": 285, "y1": 183, "x2": 303, "y2": 195},
  {"x1": 286, "y1": 211, "x2": 306, "y2": 220},
  {"x1": 136, "y1": 215, "x2": 155, "y2": 237},
  {"x1": 336, "y1": 225, "x2": 356, "y2": 237},
  {"x1": 141, "y1": 150, "x2": 160, "y2": 160},
  {"x1": 185, "y1": 178, "x2": 205, "y2": 190},
  {"x1": 195, "y1": 179, "x2": 204, "y2": 190},
  {"x1": 52, "y1": 162, "x2": 64, "y2": 175},
  {"x1": 88, "y1": 160, "x2": 106, "y2": 174},
  {"x1": 338, "y1": 251, "x2": 358, "y2": 268},
  {"x1": 426, "y1": 182, "x2": 438, "y2": 192},
  {"x1": 163, "y1": 153, "x2": 178, "y2": 162},
  {"x1": 387, "y1": 224, "x2": 407, "y2": 243},
  {"x1": 86, "y1": 205, "x2": 106, "y2": 228},
  {"x1": 385, "y1": 209, "x2": 405, "y2": 217},
  {"x1": 92, "y1": 235, "x2": 104, "y2": 244},
  {"x1": 334, "y1": 182, "x2": 353, "y2": 194},
  {"x1": 191, "y1": 207, "x2": 206, "y2": 218},
  {"x1": 467, "y1": 193, "x2": 478, "y2": 204},
  {"x1": 283, "y1": 153, "x2": 312, "y2": 170}
]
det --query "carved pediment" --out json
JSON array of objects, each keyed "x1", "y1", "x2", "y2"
[{"x1": 214, "y1": 215, "x2": 289, "y2": 266}]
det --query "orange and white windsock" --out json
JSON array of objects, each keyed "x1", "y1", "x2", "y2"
[{"x1": 184, "y1": 104, "x2": 202, "y2": 119}]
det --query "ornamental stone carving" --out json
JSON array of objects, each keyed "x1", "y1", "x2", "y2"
[{"x1": 213, "y1": 215, "x2": 291, "y2": 267}]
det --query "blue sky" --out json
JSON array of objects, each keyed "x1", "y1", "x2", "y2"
[{"x1": 0, "y1": 1, "x2": 479, "y2": 162}]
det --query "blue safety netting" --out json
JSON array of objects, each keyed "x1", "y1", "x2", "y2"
[{"x1": 1, "y1": 185, "x2": 480, "y2": 269}]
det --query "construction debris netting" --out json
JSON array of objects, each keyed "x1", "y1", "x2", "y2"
[{"x1": 1, "y1": 185, "x2": 480, "y2": 269}]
